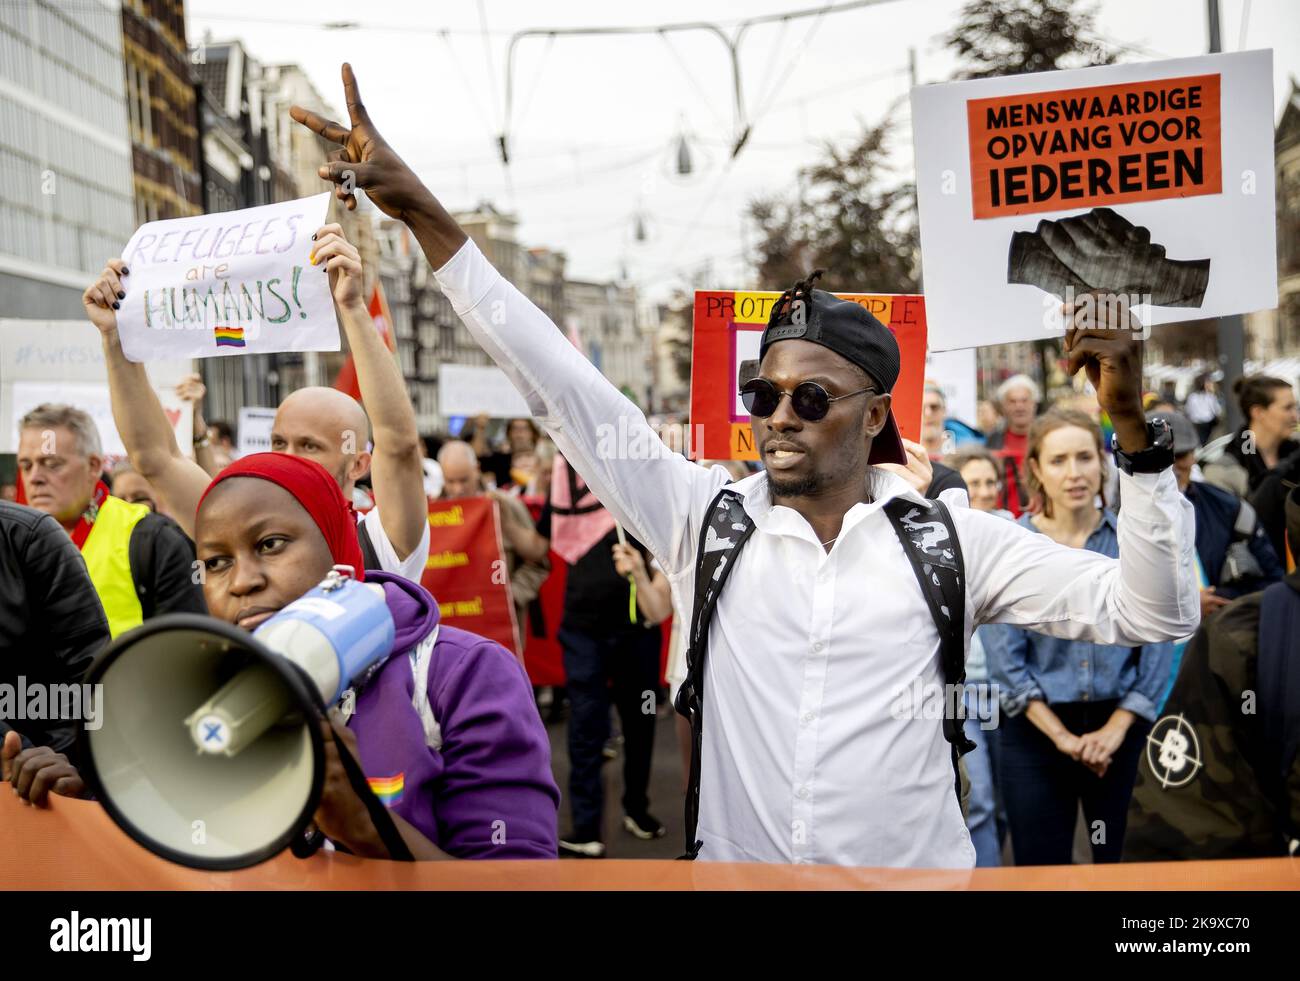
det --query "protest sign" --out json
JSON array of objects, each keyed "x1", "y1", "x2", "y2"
[
  {"x1": 421, "y1": 496, "x2": 521, "y2": 659},
  {"x1": 237, "y1": 406, "x2": 278, "y2": 456},
  {"x1": 688, "y1": 290, "x2": 927, "y2": 461},
  {"x1": 0, "y1": 320, "x2": 192, "y2": 456},
  {"x1": 438, "y1": 364, "x2": 533, "y2": 419},
  {"x1": 912, "y1": 50, "x2": 1277, "y2": 351},
  {"x1": 924, "y1": 347, "x2": 978, "y2": 426},
  {"x1": 115, "y1": 193, "x2": 339, "y2": 362}
]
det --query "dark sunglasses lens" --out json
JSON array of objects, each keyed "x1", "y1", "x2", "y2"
[
  {"x1": 741, "y1": 380, "x2": 779, "y2": 417},
  {"x1": 791, "y1": 383, "x2": 831, "y2": 421}
]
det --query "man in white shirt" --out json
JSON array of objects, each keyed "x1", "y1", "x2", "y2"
[
  {"x1": 82, "y1": 222, "x2": 429, "y2": 581},
  {"x1": 293, "y1": 65, "x2": 1199, "y2": 867}
]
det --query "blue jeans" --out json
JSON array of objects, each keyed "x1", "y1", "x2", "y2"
[
  {"x1": 999, "y1": 699, "x2": 1150, "y2": 865},
  {"x1": 962, "y1": 684, "x2": 1003, "y2": 867},
  {"x1": 559, "y1": 625, "x2": 661, "y2": 840}
]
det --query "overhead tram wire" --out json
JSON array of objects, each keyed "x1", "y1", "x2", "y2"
[{"x1": 498, "y1": 0, "x2": 902, "y2": 164}]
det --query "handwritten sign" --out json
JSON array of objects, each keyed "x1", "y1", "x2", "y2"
[
  {"x1": 116, "y1": 194, "x2": 340, "y2": 362},
  {"x1": 912, "y1": 50, "x2": 1277, "y2": 351},
  {"x1": 0, "y1": 320, "x2": 192, "y2": 456}
]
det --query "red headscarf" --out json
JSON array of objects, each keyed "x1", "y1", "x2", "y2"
[{"x1": 197, "y1": 452, "x2": 366, "y2": 581}]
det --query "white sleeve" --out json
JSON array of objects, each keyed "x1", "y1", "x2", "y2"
[
  {"x1": 433, "y1": 238, "x2": 725, "y2": 575},
  {"x1": 361, "y1": 507, "x2": 430, "y2": 581},
  {"x1": 959, "y1": 469, "x2": 1199, "y2": 646}
]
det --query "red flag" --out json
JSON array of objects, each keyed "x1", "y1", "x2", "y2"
[{"x1": 333, "y1": 281, "x2": 396, "y2": 401}]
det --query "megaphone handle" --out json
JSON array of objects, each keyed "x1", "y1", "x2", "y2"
[
  {"x1": 291, "y1": 826, "x2": 326, "y2": 860},
  {"x1": 328, "y1": 723, "x2": 415, "y2": 862}
]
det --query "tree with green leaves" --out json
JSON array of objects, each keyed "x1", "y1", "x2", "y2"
[
  {"x1": 748, "y1": 118, "x2": 919, "y2": 293},
  {"x1": 943, "y1": 0, "x2": 1118, "y2": 79}
]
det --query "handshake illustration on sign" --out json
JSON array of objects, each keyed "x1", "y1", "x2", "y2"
[{"x1": 1007, "y1": 207, "x2": 1210, "y2": 308}]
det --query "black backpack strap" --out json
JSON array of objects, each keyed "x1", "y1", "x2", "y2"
[
  {"x1": 882, "y1": 497, "x2": 976, "y2": 783},
  {"x1": 674, "y1": 488, "x2": 756, "y2": 860},
  {"x1": 356, "y1": 517, "x2": 382, "y2": 573}
]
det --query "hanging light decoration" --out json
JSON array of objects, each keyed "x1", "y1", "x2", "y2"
[{"x1": 675, "y1": 133, "x2": 693, "y2": 176}]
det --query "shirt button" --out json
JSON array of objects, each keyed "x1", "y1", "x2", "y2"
[
  {"x1": 812, "y1": 641, "x2": 824, "y2": 652},
  {"x1": 802, "y1": 711, "x2": 816, "y2": 725},
  {"x1": 796, "y1": 786, "x2": 810, "y2": 799}
]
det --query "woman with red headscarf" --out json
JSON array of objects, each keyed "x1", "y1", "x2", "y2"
[{"x1": 8, "y1": 452, "x2": 560, "y2": 860}]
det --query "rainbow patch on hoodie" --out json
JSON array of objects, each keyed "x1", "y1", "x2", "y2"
[
  {"x1": 214, "y1": 326, "x2": 245, "y2": 348},
  {"x1": 367, "y1": 772, "x2": 404, "y2": 807}
]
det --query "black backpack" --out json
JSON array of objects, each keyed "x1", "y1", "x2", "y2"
[
  {"x1": 673, "y1": 487, "x2": 975, "y2": 860},
  {"x1": 1257, "y1": 580, "x2": 1300, "y2": 853}
]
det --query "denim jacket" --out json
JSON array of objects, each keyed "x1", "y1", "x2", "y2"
[{"x1": 984, "y1": 509, "x2": 1175, "y2": 722}]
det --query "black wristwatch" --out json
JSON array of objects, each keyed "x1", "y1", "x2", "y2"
[{"x1": 1112, "y1": 417, "x2": 1175, "y2": 475}]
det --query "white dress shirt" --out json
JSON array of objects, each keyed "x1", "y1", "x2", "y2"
[{"x1": 435, "y1": 239, "x2": 1200, "y2": 868}]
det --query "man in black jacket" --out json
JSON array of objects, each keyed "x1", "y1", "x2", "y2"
[{"x1": 0, "y1": 500, "x2": 109, "y2": 804}]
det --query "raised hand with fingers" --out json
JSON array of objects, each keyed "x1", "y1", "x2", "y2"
[{"x1": 289, "y1": 64, "x2": 431, "y2": 221}]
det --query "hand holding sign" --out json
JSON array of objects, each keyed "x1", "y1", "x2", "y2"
[
  {"x1": 1062, "y1": 294, "x2": 1147, "y2": 452},
  {"x1": 310, "y1": 223, "x2": 364, "y2": 310},
  {"x1": 82, "y1": 260, "x2": 128, "y2": 338}
]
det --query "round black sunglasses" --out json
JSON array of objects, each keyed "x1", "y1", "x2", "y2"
[{"x1": 740, "y1": 378, "x2": 877, "y2": 422}]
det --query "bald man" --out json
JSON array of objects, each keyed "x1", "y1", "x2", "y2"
[{"x1": 82, "y1": 223, "x2": 429, "y2": 579}]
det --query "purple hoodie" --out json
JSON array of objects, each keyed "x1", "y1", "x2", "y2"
[{"x1": 347, "y1": 571, "x2": 559, "y2": 859}]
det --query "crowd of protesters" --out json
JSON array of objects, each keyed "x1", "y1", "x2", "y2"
[{"x1": 3, "y1": 64, "x2": 1297, "y2": 870}]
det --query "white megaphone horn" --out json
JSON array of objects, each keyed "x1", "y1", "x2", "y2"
[{"x1": 79, "y1": 566, "x2": 402, "y2": 870}]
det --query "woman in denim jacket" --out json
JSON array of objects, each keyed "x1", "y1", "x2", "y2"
[{"x1": 985, "y1": 408, "x2": 1174, "y2": 865}]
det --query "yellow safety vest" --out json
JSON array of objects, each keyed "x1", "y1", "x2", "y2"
[{"x1": 81, "y1": 495, "x2": 150, "y2": 638}]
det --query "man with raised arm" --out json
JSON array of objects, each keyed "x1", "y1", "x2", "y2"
[
  {"x1": 84, "y1": 222, "x2": 429, "y2": 580},
  {"x1": 293, "y1": 65, "x2": 1199, "y2": 867}
]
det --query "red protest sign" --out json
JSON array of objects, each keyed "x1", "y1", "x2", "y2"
[
  {"x1": 421, "y1": 496, "x2": 521, "y2": 659},
  {"x1": 688, "y1": 290, "x2": 928, "y2": 461}
]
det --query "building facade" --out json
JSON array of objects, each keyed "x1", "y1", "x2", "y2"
[
  {"x1": 0, "y1": 0, "x2": 136, "y2": 319},
  {"x1": 1246, "y1": 80, "x2": 1300, "y2": 363},
  {"x1": 121, "y1": 0, "x2": 201, "y2": 224}
]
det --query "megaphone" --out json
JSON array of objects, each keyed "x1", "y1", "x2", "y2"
[{"x1": 79, "y1": 567, "x2": 397, "y2": 870}]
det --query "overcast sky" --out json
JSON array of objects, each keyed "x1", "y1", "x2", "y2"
[{"x1": 186, "y1": 0, "x2": 1300, "y2": 300}]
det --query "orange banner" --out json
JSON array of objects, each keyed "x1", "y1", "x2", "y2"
[
  {"x1": 3, "y1": 796, "x2": 1296, "y2": 891},
  {"x1": 967, "y1": 73, "x2": 1222, "y2": 219},
  {"x1": 422, "y1": 496, "x2": 520, "y2": 658},
  {"x1": 689, "y1": 290, "x2": 926, "y2": 462}
]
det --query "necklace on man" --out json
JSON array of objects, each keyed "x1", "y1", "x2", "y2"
[{"x1": 821, "y1": 536, "x2": 837, "y2": 547}]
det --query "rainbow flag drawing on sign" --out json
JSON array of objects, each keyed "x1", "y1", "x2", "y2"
[
  {"x1": 367, "y1": 772, "x2": 404, "y2": 807},
  {"x1": 214, "y1": 326, "x2": 245, "y2": 348}
]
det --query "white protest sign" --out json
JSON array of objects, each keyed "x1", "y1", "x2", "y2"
[
  {"x1": 0, "y1": 320, "x2": 193, "y2": 456},
  {"x1": 912, "y1": 50, "x2": 1277, "y2": 351},
  {"x1": 924, "y1": 347, "x2": 978, "y2": 426},
  {"x1": 438, "y1": 364, "x2": 532, "y2": 418},
  {"x1": 237, "y1": 407, "x2": 278, "y2": 456},
  {"x1": 116, "y1": 193, "x2": 340, "y2": 362}
]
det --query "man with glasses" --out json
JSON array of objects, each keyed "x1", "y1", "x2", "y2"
[{"x1": 292, "y1": 64, "x2": 1199, "y2": 867}]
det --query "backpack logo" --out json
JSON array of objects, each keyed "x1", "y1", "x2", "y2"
[{"x1": 1145, "y1": 714, "x2": 1202, "y2": 789}]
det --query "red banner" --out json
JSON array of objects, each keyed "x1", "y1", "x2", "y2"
[{"x1": 422, "y1": 496, "x2": 520, "y2": 659}]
